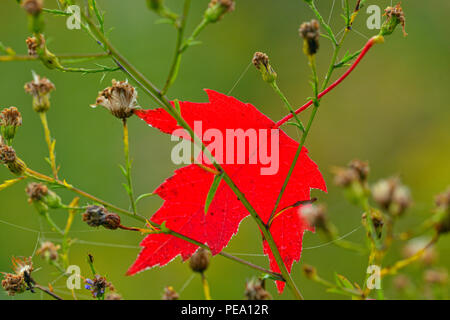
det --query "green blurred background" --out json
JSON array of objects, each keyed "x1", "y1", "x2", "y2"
[{"x1": 0, "y1": 0, "x2": 449, "y2": 300}]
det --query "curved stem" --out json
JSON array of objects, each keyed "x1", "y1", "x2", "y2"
[
  {"x1": 274, "y1": 36, "x2": 380, "y2": 128},
  {"x1": 122, "y1": 119, "x2": 137, "y2": 215}
]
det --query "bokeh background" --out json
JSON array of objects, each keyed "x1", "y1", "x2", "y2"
[{"x1": 0, "y1": 0, "x2": 449, "y2": 300}]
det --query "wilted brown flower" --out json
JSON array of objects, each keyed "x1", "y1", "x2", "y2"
[
  {"x1": 299, "y1": 19, "x2": 320, "y2": 56},
  {"x1": 85, "y1": 275, "x2": 113, "y2": 298},
  {"x1": 25, "y1": 35, "x2": 45, "y2": 56},
  {"x1": 36, "y1": 241, "x2": 60, "y2": 261},
  {"x1": 162, "y1": 286, "x2": 179, "y2": 300},
  {"x1": 26, "y1": 182, "x2": 49, "y2": 202},
  {"x1": 22, "y1": 0, "x2": 43, "y2": 16},
  {"x1": 24, "y1": 73, "x2": 55, "y2": 113},
  {"x1": 82, "y1": 205, "x2": 121, "y2": 230},
  {"x1": 92, "y1": 80, "x2": 139, "y2": 119},
  {"x1": 252, "y1": 52, "x2": 277, "y2": 83},
  {"x1": 0, "y1": 144, "x2": 16, "y2": 164},
  {"x1": 372, "y1": 177, "x2": 412, "y2": 216},
  {"x1": 0, "y1": 107, "x2": 22, "y2": 128},
  {"x1": 384, "y1": 3, "x2": 407, "y2": 36},
  {"x1": 189, "y1": 248, "x2": 210, "y2": 273},
  {"x1": 1, "y1": 273, "x2": 26, "y2": 296},
  {"x1": 244, "y1": 279, "x2": 272, "y2": 300},
  {"x1": 301, "y1": 204, "x2": 327, "y2": 231}
]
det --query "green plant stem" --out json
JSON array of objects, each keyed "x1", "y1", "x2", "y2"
[
  {"x1": 80, "y1": 10, "x2": 302, "y2": 299},
  {"x1": 180, "y1": 18, "x2": 210, "y2": 53},
  {"x1": 162, "y1": 0, "x2": 191, "y2": 95},
  {"x1": 0, "y1": 53, "x2": 109, "y2": 62},
  {"x1": 23, "y1": 168, "x2": 284, "y2": 282},
  {"x1": 39, "y1": 112, "x2": 58, "y2": 179},
  {"x1": 201, "y1": 272, "x2": 212, "y2": 300},
  {"x1": 306, "y1": 1, "x2": 338, "y2": 47},
  {"x1": 122, "y1": 119, "x2": 137, "y2": 215},
  {"x1": 270, "y1": 82, "x2": 305, "y2": 132},
  {"x1": 44, "y1": 212, "x2": 64, "y2": 235}
]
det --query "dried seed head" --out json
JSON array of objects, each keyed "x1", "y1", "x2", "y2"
[
  {"x1": 362, "y1": 210, "x2": 384, "y2": 239},
  {"x1": 372, "y1": 177, "x2": 412, "y2": 216},
  {"x1": 24, "y1": 73, "x2": 55, "y2": 113},
  {"x1": 244, "y1": 279, "x2": 272, "y2": 300},
  {"x1": 301, "y1": 204, "x2": 327, "y2": 230},
  {"x1": 1, "y1": 273, "x2": 26, "y2": 296},
  {"x1": 0, "y1": 145, "x2": 26, "y2": 175},
  {"x1": 102, "y1": 212, "x2": 121, "y2": 230},
  {"x1": 382, "y1": 3, "x2": 407, "y2": 37},
  {"x1": 36, "y1": 241, "x2": 60, "y2": 261},
  {"x1": 162, "y1": 286, "x2": 179, "y2": 300},
  {"x1": 82, "y1": 205, "x2": 121, "y2": 230},
  {"x1": 92, "y1": 80, "x2": 139, "y2": 119},
  {"x1": 424, "y1": 269, "x2": 448, "y2": 285},
  {"x1": 348, "y1": 159, "x2": 370, "y2": 182},
  {"x1": 299, "y1": 19, "x2": 320, "y2": 56},
  {"x1": 302, "y1": 264, "x2": 317, "y2": 280},
  {"x1": 205, "y1": 0, "x2": 235, "y2": 23},
  {"x1": 0, "y1": 107, "x2": 22, "y2": 128},
  {"x1": 22, "y1": 0, "x2": 43, "y2": 16},
  {"x1": 189, "y1": 248, "x2": 210, "y2": 273},
  {"x1": 83, "y1": 205, "x2": 108, "y2": 227},
  {"x1": 26, "y1": 182, "x2": 48, "y2": 201},
  {"x1": 0, "y1": 144, "x2": 17, "y2": 164},
  {"x1": 85, "y1": 275, "x2": 112, "y2": 298},
  {"x1": 252, "y1": 52, "x2": 277, "y2": 84},
  {"x1": 332, "y1": 167, "x2": 359, "y2": 187},
  {"x1": 402, "y1": 238, "x2": 438, "y2": 266},
  {"x1": 25, "y1": 35, "x2": 45, "y2": 56}
]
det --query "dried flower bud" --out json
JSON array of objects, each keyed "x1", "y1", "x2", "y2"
[
  {"x1": 244, "y1": 279, "x2": 272, "y2": 300},
  {"x1": 36, "y1": 241, "x2": 60, "y2": 261},
  {"x1": 301, "y1": 204, "x2": 327, "y2": 231},
  {"x1": 205, "y1": 0, "x2": 235, "y2": 23},
  {"x1": 402, "y1": 238, "x2": 438, "y2": 266},
  {"x1": 424, "y1": 269, "x2": 448, "y2": 285},
  {"x1": 252, "y1": 52, "x2": 277, "y2": 84},
  {"x1": 0, "y1": 107, "x2": 22, "y2": 142},
  {"x1": 0, "y1": 144, "x2": 27, "y2": 175},
  {"x1": 25, "y1": 35, "x2": 46, "y2": 57},
  {"x1": 162, "y1": 286, "x2": 179, "y2": 300},
  {"x1": 92, "y1": 80, "x2": 139, "y2": 119},
  {"x1": 24, "y1": 73, "x2": 55, "y2": 113},
  {"x1": 106, "y1": 292, "x2": 123, "y2": 300},
  {"x1": 302, "y1": 264, "x2": 317, "y2": 280},
  {"x1": 189, "y1": 248, "x2": 210, "y2": 273},
  {"x1": 22, "y1": 0, "x2": 43, "y2": 16},
  {"x1": 372, "y1": 177, "x2": 412, "y2": 216},
  {"x1": 26, "y1": 182, "x2": 48, "y2": 201},
  {"x1": 299, "y1": 19, "x2": 320, "y2": 56},
  {"x1": 1, "y1": 273, "x2": 26, "y2": 296},
  {"x1": 82, "y1": 205, "x2": 121, "y2": 230},
  {"x1": 102, "y1": 212, "x2": 121, "y2": 230},
  {"x1": 332, "y1": 167, "x2": 359, "y2": 187},
  {"x1": 85, "y1": 275, "x2": 112, "y2": 298},
  {"x1": 381, "y1": 3, "x2": 407, "y2": 37},
  {"x1": 348, "y1": 159, "x2": 370, "y2": 182}
]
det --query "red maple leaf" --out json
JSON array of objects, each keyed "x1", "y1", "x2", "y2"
[{"x1": 128, "y1": 90, "x2": 326, "y2": 292}]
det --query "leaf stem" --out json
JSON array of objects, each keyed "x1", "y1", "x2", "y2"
[{"x1": 270, "y1": 82, "x2": 305, "y2": 132}]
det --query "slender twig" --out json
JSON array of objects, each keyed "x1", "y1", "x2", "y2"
[
  {"x1": 270, "y1": 82, "x2": 305, "y2": 132},
  {"x1": 33, "y1": 283, "x2": 64, "y2": 300},
  {"x1": 0, "y1": 52, "x2": 109, "y2": 62},
  {"x1": 122, "y1": 119, "x2": 137, "y2": 215},
  {"x1": 23, "y1": 168, "x2": 284, "y2": 282},
  {"x1": 39, "y1": 112, "x2": 58, "y2": 179}
]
